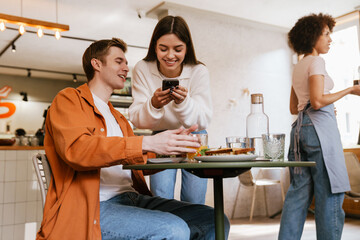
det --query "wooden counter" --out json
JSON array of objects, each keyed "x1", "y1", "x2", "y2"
[
  {"x1": 0, "y1": 146, "x2": 44, "y2": 150},
  {"x1": 344, "y1": 147, "x2": 360, "y2": 161},
  {"x1": 343, "y1": 147, "x2": 360, "y2": 217}
]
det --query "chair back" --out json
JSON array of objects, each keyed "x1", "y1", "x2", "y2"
[
  {"x1": 32, "y1": 153, "x2": 52, "y2": 207},
  {"x1": 238, "y1": 170, "x2": 254, "y2": 187},
  {"x1": 344, "y1": 152, "x2": 360, "y2": 193}
]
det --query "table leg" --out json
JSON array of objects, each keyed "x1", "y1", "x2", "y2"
[{"x1": 213, "y1": 177, "x2": 225, "y2": 240}]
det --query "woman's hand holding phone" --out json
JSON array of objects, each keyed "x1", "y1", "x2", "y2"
[
  {"x1": 151, "y1": 79, "x2": 188, "y2": 108},
  {"x1": 151, "y1": 88, "x2": 173, "y2": 109},
  {"x1": 171, "y1": 85, "x2": 188, "y2": 104}
]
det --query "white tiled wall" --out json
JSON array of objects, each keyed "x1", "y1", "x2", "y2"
[{"x1": 0, "y1": 150, "x2": 44, "y2": 240}]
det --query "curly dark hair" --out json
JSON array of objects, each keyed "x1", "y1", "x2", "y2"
[{"x1": 288, "y1": 13, "x2": 335, "y2": 55}]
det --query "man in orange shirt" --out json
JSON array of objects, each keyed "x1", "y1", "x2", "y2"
[{"x1": 37, "y1": 38, "x2": 229, "y2": 240}]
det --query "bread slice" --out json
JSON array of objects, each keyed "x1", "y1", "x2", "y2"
[
  {"x1": 205, "y1": 147, "x2": 255, "y2": 156},
  {"x1": 232, "y1": 148, "x2": 255, "y2": 155},
  {"x1": 204, "y1": 148, "x2": 233, "y2": 156}
]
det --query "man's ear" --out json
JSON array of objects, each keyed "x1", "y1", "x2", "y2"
[{"x1": 91, "y1": 58, "x2": 101, "y2": 71}]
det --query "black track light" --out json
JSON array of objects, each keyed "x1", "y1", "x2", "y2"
[
  {"x1": 11, "y1": 43, "x2": 16, "y2": 53},
  {"x1": 27, "y1": 69, "x2": 31, "y2": 77},
  {"x1": 73, "y1": 74, "x2": 77, "y2": 82},
  {"x1": 20, "y1": 91, "x2": 28, "y2": 101}
]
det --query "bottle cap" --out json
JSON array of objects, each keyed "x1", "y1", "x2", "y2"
[{"x1": 251, "y1": 93, "x2": 263, "y2": 104}]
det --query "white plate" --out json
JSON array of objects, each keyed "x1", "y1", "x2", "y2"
[
  {"x1": 194, "y1": 154, "x2": 258, "y2": 162},
  {"x1": 147, "y1": 157, "x2": 186, "y2": 164}
]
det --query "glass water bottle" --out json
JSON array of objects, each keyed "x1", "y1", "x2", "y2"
[{"x1": 246, "y1": 93, "x2": 269, "y2": 157}]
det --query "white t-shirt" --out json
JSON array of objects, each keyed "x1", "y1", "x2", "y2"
[
  {"x1": 92, "y1": 93, "x2": 136, "y2": 202},
  {"x1": 292, "y1": 55, "x2": 334, "y2": 111}
]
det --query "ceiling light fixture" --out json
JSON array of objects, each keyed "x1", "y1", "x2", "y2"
[
  {"x1": 18, "y1": 24, "x2": 25, "y2": 35},
  {"x1": 37, "y1": 27, "x2": 43, "y2": 38},
  {"x1": 55, "y1": 30, "x2": 61, "y2": 40},
  {"x1": 0, "y1": 9, "x2": 69, "y2": 39},
  {"x1": 72, "y1": 74, "x2": 77, "y2": 82},
  {"x1": 0, "y1": 20, "x2": 5, "y2": 31},
  {"x1": 27, "y1": 69, "x2": 31, "y2": 77},
  {"x1": 11, "y1": 43, "x2": 16, "y2": 53}
]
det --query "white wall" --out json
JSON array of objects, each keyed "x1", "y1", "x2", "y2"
[
  {"x1": 0, "y1": 100, "x2": 50, "y2": 136},
  {"x1": 179, "y1": 12, "x2": 293, "y2": 148},
  {"x1": 0, "y1": 74, "x2": 82, "y2": 134}
]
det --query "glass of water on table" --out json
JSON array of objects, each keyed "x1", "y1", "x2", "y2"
[
  {"x1": 226, "y1": 136, "x2": 249, "y2": 148},
  {"x1": 262, "y1": 133, "x2": 285, "y2": 161}
]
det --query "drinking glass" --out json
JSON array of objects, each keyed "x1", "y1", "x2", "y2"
[
  {"x1": 187, "y1": 133, "x2": 208, "y2": 162},
  {"x1": 226, "y1": 136, "x2": 249, "y2": 149},
  {"x1": 262, "y1": 133, "x2": 285, "y2": 161},
  {"x1": 19, "y1": 136, "x2": 29, "y2": 146}
]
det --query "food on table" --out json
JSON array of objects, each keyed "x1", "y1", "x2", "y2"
[
  {"x1": 204, "y1": 148, "x2": 232, "y2": 155},
  {"x1": 204, "y1": 147, "x2": 255, "y2": 156},
  {"x1": 187, "y1": 145, "x2": 210, "y2": 160},
  {"x1": 232, "y1": 148, "x2": 255, "y2": 155}
]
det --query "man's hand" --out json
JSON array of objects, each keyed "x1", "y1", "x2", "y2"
[
  {"x1": 178, "y1": 124, "x2": 198, "y2": 135},
  {"x1": 142, "y1": 125, "x2": 200, "y2": 155}
]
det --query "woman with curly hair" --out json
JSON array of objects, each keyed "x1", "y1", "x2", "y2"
[{"x1": 278, "y1": 13, "x2": 360, "y2": 240}]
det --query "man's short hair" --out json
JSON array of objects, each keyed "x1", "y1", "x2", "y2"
[{"x1": 82, "y1": 38, "x2": 127, "y2": 81}]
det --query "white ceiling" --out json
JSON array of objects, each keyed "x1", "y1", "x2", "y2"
[{"x1": 0, "y1": 0, "x2": 359, "y2": 82}]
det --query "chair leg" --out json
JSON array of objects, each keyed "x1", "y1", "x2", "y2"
[
  {"x1": 279, "y1": 168, "x2": 285, "y2": 202},
  {"x1": 231, "y1": 182, "x2": 241, "y2": 219},
  {"x1": 280, "y1": 181, "x2": 285, "y2": 202},
  {"x1": 263, "y1": 186, "x2": 269, "y2": 217},
  {"x1": 249, "y1": 184, "x2": 257, "y2": 221}
]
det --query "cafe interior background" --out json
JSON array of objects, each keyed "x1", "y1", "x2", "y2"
[{"x1": 0, "y1": 0, "x2": 360, "y2": 239}]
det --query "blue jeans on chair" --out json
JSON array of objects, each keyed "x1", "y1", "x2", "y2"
[
  {"x1": 278, "y1": 113, "x2": 345, "y2": 240},
  {"x1": 100, "y1": 192, "x2": 230, "y2": 240},
  {"x1": 150, "y1": 169, "x2": 208, "y2": 204}
]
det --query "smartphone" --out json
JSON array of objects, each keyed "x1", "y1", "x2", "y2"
[{"x1": 162, "y1": 79, "x2": 179, "y2": 91}]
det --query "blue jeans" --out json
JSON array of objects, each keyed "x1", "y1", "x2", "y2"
[
  {"x1": 100, "y1": 192, "x2": 230, "y2": 240},
  {"x1": 150, "y1": 129, "x2": 208, "y2": 204},
  {"x1": 278, "y1": 113, "x2": 345, "y2": 240},
  {"x1": 150, "y1": 169, "x2": 208, "y2": 204}
]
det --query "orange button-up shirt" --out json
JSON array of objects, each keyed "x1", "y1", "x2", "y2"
[{"x1": 37, "y1": 84, "x2": 152, "y2": 240}]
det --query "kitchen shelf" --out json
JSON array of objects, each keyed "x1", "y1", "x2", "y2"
[
  {"x1": 109, "y1": 95, "x2": 133, "y2": 108},
  {"x1": 133, "y1": 129, "x2": 153, "y2": 136}
]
